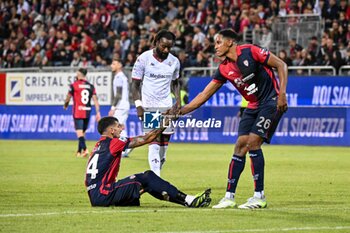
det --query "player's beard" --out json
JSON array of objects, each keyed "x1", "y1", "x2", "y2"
[{"x1": 156, "y1": 47, "x2": 169, "y2": 60}]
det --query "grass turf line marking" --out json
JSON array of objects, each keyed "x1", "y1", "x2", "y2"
[
  {"x1": 1, "y1": 207, "x2": 350, "y2": 218},
  {"x1": 155, "y1": 226, "x2": 350, "y2": 233}
]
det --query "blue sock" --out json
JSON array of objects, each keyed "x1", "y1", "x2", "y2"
[
  {"x1": 249, "y1": 149, "x2": 265, "y2": 192},
  {"x1": 226, "y1": 155, "x2": 246, "y2": 193}
]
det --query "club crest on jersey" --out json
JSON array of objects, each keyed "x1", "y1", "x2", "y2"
[
  {"x1": 228, "y1": 71, "x2": 234, "y2": 76},
  {"x1": 243, "y1": 60, "x2": 249, "y2": 67},
  {"x1": 168, "y1": 62, "x2": 172, "y2": 66}
]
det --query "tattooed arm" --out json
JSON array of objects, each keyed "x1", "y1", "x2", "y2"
[
  {"x1": 127, "y1": 114, "x2": 172, "y2": 148},
  {"x1": 128, "y1": 128, "x2": 164, "y2": 148}
]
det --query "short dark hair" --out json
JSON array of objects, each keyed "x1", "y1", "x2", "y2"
[
  {"x1": 78, "y1": 68, "x2": 87, "y2": 76},
  {"x1": 217, "y1": 29, "x2": 239, "y2": 42},
  {"x1": 97, "y1": 116, "x2": 119, "y2": 134},
  {"x1": 153, "y1": 29, "x2": 176, "y2": 46}
]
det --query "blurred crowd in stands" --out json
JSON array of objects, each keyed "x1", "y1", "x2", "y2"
[{"x1": 0, "y1": 0, "x2": 350, "y2": 72}]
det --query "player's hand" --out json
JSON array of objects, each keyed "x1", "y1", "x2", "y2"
[
  {"x1": 108, "y1": 109, "x2": 115, "y2": 116},
  {"x1": 136, "y1": 106, "x2": 144, "y2": 121},
  {"x1": 95, "y1": 112, "x2": 101, "y2": 122},
  {"x1": 277, "y1": 93, "x2": 288, "y2": 113},
  {"x1": 163, "y1": 103, "x2": 181, "y2": 121}
]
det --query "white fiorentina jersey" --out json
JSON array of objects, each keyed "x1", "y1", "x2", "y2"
[
  {"x1": 113, "y1": 71, "x2": 130, "y2": 110},
  {"x1": 132, "y1": 49, "x2": 180, "y2": 108}
]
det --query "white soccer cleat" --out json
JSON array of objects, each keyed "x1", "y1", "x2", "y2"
[
  {"x1": 238, "y1": 197, "x2": 267, "y2": 209},
  {"x1": 212, "y1": 197, "x2": 237, "y2": 209}
]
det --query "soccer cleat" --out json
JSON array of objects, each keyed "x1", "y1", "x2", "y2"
[
  {"x1": 81, "y1": 149, "x2": 89, "y2": 158},
  {"x1": 188, "y1": 188, "x2": 212, "y2": 208},
  {"x1": 238, "y1": 197, "x2": 267, "y2": 209},
  {"x1": 122, "y1": 148, "x2": 133, "y2": 158},
  {"x1": 121, "y1": 151, "x2": 129, "y2": 158},
  {"x1": 212, "y1": 197, "x2": 237, "y2": 209},
  {"x1": 76, "y1": 152, "x2": 82, "y2": 157}
]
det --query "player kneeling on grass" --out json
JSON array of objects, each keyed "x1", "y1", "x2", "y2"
[{"x1": 85, "y1": 116, "x2": 211, "y2": 207}]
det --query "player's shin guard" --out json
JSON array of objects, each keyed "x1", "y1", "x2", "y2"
[
  {"x1": 249, "y1": 149, "x2": 265, "y2": 193},
  {"x1": 226, "y1": 155, "x2": 246, "y2": 194},
  {"x1": 148, "y1": 144, "x2": 161, "y2": 176}
]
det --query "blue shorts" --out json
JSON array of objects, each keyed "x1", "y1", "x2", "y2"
[
  {"x1": 238, "y1": 99, "x2": 283, "y2": 144},
  {"x1": 88, "y1": 175, "x2": 142, "y2": 207},
  {"x1": 74, "y1": 118, "x2": 90, "y2": 132}
]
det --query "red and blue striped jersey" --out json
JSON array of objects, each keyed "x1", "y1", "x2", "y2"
[
  {"x1": 213, "y1": 44, "x2": 280, "y2": 109},
  {"x1": 85, "y1": 137, "x2": 130, "y2": 195},
  {"x1": 68, "y1": 79, "x2": 96, "y2": 119}
]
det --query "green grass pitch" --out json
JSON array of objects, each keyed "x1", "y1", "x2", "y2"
[{"x1": 0, "y1": 140, "x2": 350, "y2": 233}]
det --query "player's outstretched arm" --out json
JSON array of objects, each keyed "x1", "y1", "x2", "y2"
[
  {"x1": 267, "y1": 52, "x2": 288, "y2": 113},
  {"x1": 128, "y1": 128, "x2": 164, "y2": 148},
  {"x1": 172, "y1": 79, "x2": 181, "y2": 108},
  {"x1": 180, "y1": 81, "x2": 223, "y2": 115},
  {"x1": 128, "y1": 116, "x2": 171, "y2": 148}
]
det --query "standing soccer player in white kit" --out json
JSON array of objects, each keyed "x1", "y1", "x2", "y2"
[
  {"x1": 131, "y1": 30, "x2": 181, "y2": 176},
  {"x1": 108, "y1": 58, "x2": 131, "y2": 156}
]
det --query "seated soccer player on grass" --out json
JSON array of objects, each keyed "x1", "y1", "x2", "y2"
[{"x1": 85, "y1": 116, "x2": 211, "y2": 207}]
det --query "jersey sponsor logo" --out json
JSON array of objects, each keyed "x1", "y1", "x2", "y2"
[
  {"x1": 228, "y1": 71, "x2": 235, "y2": 76},
  {"x1": 78, "y1": 84, "x2": 91, "y2": 89},
  {"x1": 242, "y1": 73, "x2": 255, "y2": 82},
  {"x1": 243, "y1": 60, "x2": 249, "y2": 67},
  {"x1": 143, "y1": 110, "x2": 162, "y2": 129},
  {"x1": 149, "y1": 73, "x2": 172, "y2": 79},
  {"x1": 234, "y1": 78, "x2": 244, "y2": 88},
  {"x1": 244, "y1": 83, "x2": 258, "y2": 95},
  {"x1": 78, "y1": 106, "x2": 91, "y2": 110}
]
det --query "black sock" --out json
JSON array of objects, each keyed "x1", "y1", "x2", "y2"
[
  {"x1": 226, "y1": 155, "x2": 246, "y2": 193},
  {"x1": 135, "y1": 170, "x2": 185, "y2": 205},
  {"x1": 249, "y1": 149, "x2": 265, "y2": 192},
  {"x1": 79, "y1": 136, "x2": 86, "y2": 151}
]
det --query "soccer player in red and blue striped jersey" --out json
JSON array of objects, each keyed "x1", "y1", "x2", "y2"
[
  {"x1": 177, "y1": 29, "x2": 288, "y2": 209},
  {"x1": 85, "y1": 116, "x2": 211, "y2": 207},
  {"x1": 64, "y1": 68, "x2": 101, "y2": 157}
]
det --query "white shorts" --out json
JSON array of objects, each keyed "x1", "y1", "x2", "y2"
[{"x1": 113, "y1": 108, "x2": 130, "y2": 125}]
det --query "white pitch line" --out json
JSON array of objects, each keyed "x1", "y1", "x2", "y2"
[
  {"x1": 0, "y1": 207, "x2": 349, "y2": 218},
  {"x1": 155, "y1": 226, "x2": 350, "y2": 233}
]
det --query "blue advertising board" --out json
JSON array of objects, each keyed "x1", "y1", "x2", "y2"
[
  {"x1": 0, "y1": 105, "x2": 349, "y2": 146},
  {"x1": 1, "y1": 76, "x2": 350, "y2": 145}
]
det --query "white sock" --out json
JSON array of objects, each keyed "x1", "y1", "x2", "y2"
[
  {"x1": 254, "y1": 191, "x2": 265, "y2": 199},
  {"x1": 225, "y1": 192, "x2": 235, "y2": 200},
  {"x1": 159, "y1": 145, "x2": 168, "y2": 169},
  {"x1": 185, "y1": 195, "x2": 195, "y2": 206},
  {"x1": 148, "y1": 144, "x2": 161, "y2": 176}
]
